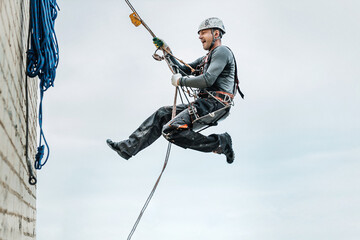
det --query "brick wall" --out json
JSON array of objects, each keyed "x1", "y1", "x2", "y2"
[{"x1": 0, "y1": 0, "x2": 37, "y2": 239}]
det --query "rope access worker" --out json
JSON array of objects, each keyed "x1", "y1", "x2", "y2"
[{"x1": 107, "y1": 17, "x2": 243, "y2": 164}]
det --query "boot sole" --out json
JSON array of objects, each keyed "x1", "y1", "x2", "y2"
[{"x1": 106, "y1": 139, "x2": 131, "y2": 160}]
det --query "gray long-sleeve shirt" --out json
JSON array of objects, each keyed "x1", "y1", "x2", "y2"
[{"x1": 172, "y1": 45, "x2": 236, "y2": 94}]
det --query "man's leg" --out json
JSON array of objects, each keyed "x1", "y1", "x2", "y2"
[
  {"x1": 162, "y1": 107, "x2": 235, "y2": 163},
  {"x1": 107, "y1": 104, "x2": 187, "y2": 159}
]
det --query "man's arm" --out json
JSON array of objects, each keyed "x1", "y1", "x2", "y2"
[
  {"x1": 179, "y1": 46, "x2": 230, "y2": 88},
  {"x1": 168, "y1": 55, "x2": 202, "y2": 76}
]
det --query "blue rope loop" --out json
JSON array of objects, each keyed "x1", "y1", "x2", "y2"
[
  {"x1": 27, "y1": 0, "x2": 59, "y2": 169},
  {"x1": 35, "y1": 145, "x2": 45, "y2": 169}
]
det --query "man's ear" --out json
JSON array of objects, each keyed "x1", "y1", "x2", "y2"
[{"x1": 214, "y1": 29, "x2": 221, "y2": 38}]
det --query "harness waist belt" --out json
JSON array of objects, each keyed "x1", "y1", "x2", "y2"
[{"x1": 198, "y1": 91, "x2": 234, "y2": 102}]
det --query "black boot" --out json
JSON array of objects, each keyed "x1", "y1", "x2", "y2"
[
  {"x1": 215, "y1": 133, "x2": 235, "y2": 164},
  {"x1": 106, "y1": 139, "x2": 132, "y2": 160}
]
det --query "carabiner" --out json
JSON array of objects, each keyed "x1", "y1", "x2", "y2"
[{"x1": 152, "y1": 48, "x2": 164, "y2": 61}]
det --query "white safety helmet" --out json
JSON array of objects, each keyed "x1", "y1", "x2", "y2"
[{"x1": 198, "y1": 17, "x2": 226, "y2": 34}]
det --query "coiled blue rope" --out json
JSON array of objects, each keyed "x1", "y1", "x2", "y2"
[{"x1": 26, "y1": 0, "x2": 59, "y2": 170}]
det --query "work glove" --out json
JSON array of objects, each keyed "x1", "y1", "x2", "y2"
[
  {"x1": 171, "y1": 73, "x2": 182, "y2": 87},
  {"x1": 153, "y1": 37, "x2": 171, "y2": 52}
]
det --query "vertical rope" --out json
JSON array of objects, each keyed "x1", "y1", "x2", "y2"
[
  {"x1": 123, "y1": 2, "x2": 181, "y2": 238},
  {"x1": 126, "y1": 66, "x2": 179, "y2": 240},
  {"x1": 25, "y1": 2, "x2": 37, "y2": 185},
  {"x1": 126, "y1": 143, "x2": 172, "y2": 240}
]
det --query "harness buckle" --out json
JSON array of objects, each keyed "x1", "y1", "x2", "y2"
[{"x1": 188, "y1": 103, "x2": 200, "y2": 121}]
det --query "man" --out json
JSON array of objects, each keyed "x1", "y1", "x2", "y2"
[{"x1": 107, "y1": 17, "x2": 243, "y2": 164}]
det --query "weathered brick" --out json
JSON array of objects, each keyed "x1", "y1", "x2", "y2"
[{"x1": 0, "y1": 1, "x2": 37, "y2": 239}]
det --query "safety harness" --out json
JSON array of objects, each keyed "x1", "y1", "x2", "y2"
[
  {"x1": 196, "y1": 46, "x2": 244, "y2": 99},
  {"x1": 182, "y1": 46, "x2": 244, "y2": 131}
]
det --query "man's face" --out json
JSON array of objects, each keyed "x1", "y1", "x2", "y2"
[{"x1": 198, "y1": 29, "x2": 214, "y2": 50}]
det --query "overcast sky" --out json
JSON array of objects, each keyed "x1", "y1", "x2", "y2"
[{"x1": 36, "y1": 0, "x2": 360, "y2": 239}]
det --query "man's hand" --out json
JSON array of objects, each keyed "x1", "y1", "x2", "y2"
[
  {"x1": 171, "y1": 73, "x2": 182, "y2": 87},
  {"x1": 153, "y1": 37, "x2": 164, "y2": 48},
  {"x1": 153, "y1": 37, "x2": 171, "y2": 52}
]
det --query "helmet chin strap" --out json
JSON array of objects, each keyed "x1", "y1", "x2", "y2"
[{"x1": 209, "y1": 28, "x2": 221, "y2": 50}]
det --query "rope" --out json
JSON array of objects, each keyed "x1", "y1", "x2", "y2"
[
  {"x1": 24, "y1": 1, "x2": 37, "y2": 185},
  {"x1": 126, "y1": 59, "x2": 180, "y2": 240},
  {"x1": 25, "y1": 72, "x2": 37, "y2": 185},
  {"x1": 123, "y1": 2, "x2": 187, "y2": 239},
  {"x1": 163, "y1": 48, "x2": 195, "y2": 73},
  {"x1": 25, "y1": 40, "x2": 37, "y2": 185},
  {"x1": 126, "y1": 90, "x2": 179, "y2": 240},
  {"x1": 125, "y1": 0, "x2": 156, "y2": 38},
  {"x1": 26, "y1": 0, "x2": 60, "y2": 170},
  {"x1": 127, "y1": 143, "x2": 172, "y2": 240}
]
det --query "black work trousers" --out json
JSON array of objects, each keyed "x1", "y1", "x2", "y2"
[{"x1": 119, "y1": 98, "x2": 228, "y2": 157}]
